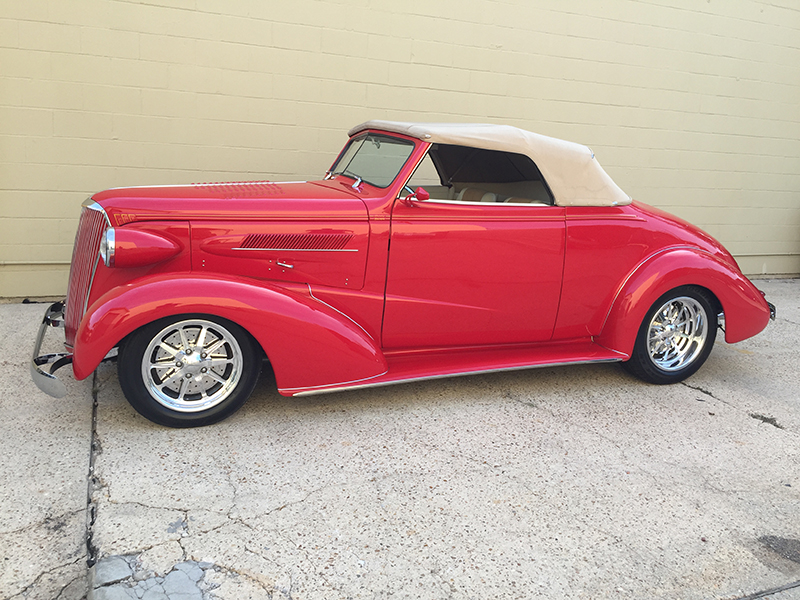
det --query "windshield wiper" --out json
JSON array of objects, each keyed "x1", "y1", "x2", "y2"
[{"x1": 331, "y1": 169, "x2": 364, "y2": 188}]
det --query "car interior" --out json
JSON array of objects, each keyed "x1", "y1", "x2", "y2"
[{"x1": 406, "y1": 143, "x2": 555, "y2": 205}]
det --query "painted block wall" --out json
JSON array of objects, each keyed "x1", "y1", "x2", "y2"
[{"x1": 1, "y1": 0, "x2": 798, "y2": 297}]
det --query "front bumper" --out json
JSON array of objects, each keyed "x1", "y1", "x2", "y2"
[{"x1": 31, "y1": 301, "x2": 73, "y2": 398}]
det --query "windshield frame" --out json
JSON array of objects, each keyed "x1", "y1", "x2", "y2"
[{"x1": 329, "y1": 132, "x2": 416, "y2": 189}]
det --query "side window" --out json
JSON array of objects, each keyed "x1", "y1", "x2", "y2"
[
  {"x1": 421, "y1": 144, "x2": 554, "y2": 206},
  {"x1": 404, "y1": 154, "x2": 453, "y2": 200}
]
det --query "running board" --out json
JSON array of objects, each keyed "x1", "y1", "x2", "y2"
[{"x1": 287, "y1": 340, "x2": 627, "y2": 397}]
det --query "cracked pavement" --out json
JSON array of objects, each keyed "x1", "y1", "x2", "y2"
[{"x1": 1, "y1": 279, "x2": 799, "y2": 599}]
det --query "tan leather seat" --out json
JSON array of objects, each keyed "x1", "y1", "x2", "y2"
[{"x1": 457, "y1": 188, "x2": 497, "y2": 203}]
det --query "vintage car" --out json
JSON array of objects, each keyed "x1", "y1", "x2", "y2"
[{"x1": 32, "y1": 121, "x2": 775, "y2": 427}]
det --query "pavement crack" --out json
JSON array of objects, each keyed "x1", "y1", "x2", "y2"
[
  {"x1": 53, "y1": 573, "x2": 84, "y2": 599},
  {"x1": 680, "y1": 381, "x2": 732, "y2": 406},
  {"x1": 250, "y1": 481, "x2": 336, "y2": 519},
  {"x1": 218, "y1": 563, "x2": 276, "y2": 598},
  {"x1": 732, "y1": 578, "x2": 800, "y2": 600},
  {"x1": 105, "y1": 499, "x2": 188, "y2": 513},
  {"x1": 7, "y1": 555, "x2": 85, "y2": 600},
  {"x1": 749, "y1": 413, "x2": 785, "y2": 430},
  {"x1": 682, "y1": 382, "x2": 795, "y2": 436},
  {"x1": 275, "y1": 529, "x2": 338, "y2": 593},
  {"x1": 177, "y1": 535, "x2": 188, "y2": 562},
  {"x1": 85, "y1": 370, "x2": 100, "y2": 567}
]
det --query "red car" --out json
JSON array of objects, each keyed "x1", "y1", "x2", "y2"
[{"x1": 32, "y1": 121, "x2": 775, "y2": 427}]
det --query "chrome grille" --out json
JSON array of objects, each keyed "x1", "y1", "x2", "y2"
[{"x1": 65, "y1": 202, "x2": 109, "y2": 347}]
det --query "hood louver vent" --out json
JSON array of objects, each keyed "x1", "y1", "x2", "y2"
[
  {"x1": 192, "y1": 181, "x2": 281, "y2": 198},
  {"x1": 240, "y1": 233, "x2": 353, "y2": 250}
]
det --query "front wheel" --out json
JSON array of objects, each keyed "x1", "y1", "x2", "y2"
[
  {"x1": 623, "y1": 286, "x2": 717, "y2": 384},
  {"x1": 118, "y1": 315, "x2": 261, "y2": 427}
]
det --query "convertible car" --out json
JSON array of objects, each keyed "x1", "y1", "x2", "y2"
[{"x1": 32, "y1": 121, "x2": 775, "y2": 427}]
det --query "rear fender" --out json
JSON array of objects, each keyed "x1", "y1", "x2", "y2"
[
  {"x1": 596, "y1": 248, "x2": 771, "y2": 357},
  {"x1": 73, "y1": 273, "x2": 387, "y2": 390}
]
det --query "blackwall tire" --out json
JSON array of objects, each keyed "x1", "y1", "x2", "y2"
[
  {"x1": 623, "y1": 286, "x2": 717, "y2": 385},
  {"x1": 118, "y1": 315, "x2": 261, "y2": 427}
]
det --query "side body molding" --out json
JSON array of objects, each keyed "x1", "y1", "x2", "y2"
[
  {"x1": 72, "y1": 273, "x2": 387, "y2": 391},
  {"x1": 596, "y1": 248, "x2": 771, "y2": 357}
]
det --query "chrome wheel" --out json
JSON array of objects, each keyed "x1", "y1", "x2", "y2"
[
  {"x1": 647, "y1": 296, "x2": 708, "y2": 372},
  {"x1": 142, "y1": 319, "x2": 243, "y2": 412}
]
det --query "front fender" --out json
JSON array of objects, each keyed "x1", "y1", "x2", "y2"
[
  {"x1": 72, "y1": 273, "x2": 387, "y2": 391},
  {"x1": 596, "y1": 248, "x2": 771, "y2": 357}
]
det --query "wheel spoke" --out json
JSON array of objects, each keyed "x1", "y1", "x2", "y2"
[
  {"x1": 158, "y1": 370, "x2": 183, "y2": 390},
  {"x1": 176, "y1": 378, "x2": 187, "y2": 401},
  {"x1": 206, "y1": 371, "x2": 227, "y2": 384},
  {"x1": 150, "y1": 357, "x2": 177, "y2": 368},
  {"x1": 158, "y1": 342, "x2": 180, "y2": 357},
  {"x1": 178, "y1": 327, "x2": 191, "y2": 351},
  {"x1": 195, "y1": 326, "x2": 208, "y2": 350},
  {"x1": 204, "y1": 338, "x2": 226, "y2": 355},
  {"x1": 206, "y1": 358, "x2": 233, "y2": 368}
]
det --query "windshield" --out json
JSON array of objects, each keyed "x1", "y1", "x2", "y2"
[{"x1": 330, "y1": 133, "x2": 415, "y2": 188}]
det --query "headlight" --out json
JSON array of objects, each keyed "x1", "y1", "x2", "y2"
[
  {"x1": 98, "y1": 227, "x2": 181, "y2": 268},
  {"x1": 99, "y1": 228, "x2": 115, "y2": 267}
]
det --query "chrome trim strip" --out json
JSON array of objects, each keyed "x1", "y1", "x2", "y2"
[
  {"x1": 307, "y1": 286, "x2": 376, "y2": 341},
  {"x1": 289, "y1": 357, "x2": 623, "y2": 397},
  {"x1": 79, "y1": 201, "x2": 111, "y2": 317},
  {"x1": 282, "y1": 370, "x2": 389, "y2": 394},
  {"x1": 407, "y1": 198, "x2": 552, "y2": 207},
  {"x1": 82, "y1": 199, "x2": 112, "y2": 223},
  {"x1": 103, "y1": 180, "x2": 308, "y2": 191},
  {"x1": 231, "y1": 248, "x2": 358, "y2": 252}
]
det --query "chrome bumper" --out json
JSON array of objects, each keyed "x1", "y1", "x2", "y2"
[
  {"x1": 31, "y1": 301, "x2": 73, "y2": 398},
  {"x1": 767, "y1": 301, "x2": 776, "y2": 321}
]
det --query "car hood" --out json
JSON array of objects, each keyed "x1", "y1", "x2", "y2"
[{"x1": 91, "y1": 180, "x2": 368, "y2": 224}]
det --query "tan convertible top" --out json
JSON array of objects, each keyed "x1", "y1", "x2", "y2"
[{"x1": 348, "y1": 120, "x2": 631, "y2": 207}]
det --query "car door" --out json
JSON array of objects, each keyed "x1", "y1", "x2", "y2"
[{"x1": 382, "y1": 197, "x2": 566, "y2": 349}]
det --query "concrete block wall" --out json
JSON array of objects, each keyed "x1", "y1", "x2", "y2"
[{"x1": 1, "y1": 0, "x2": 799, "y2": 297}]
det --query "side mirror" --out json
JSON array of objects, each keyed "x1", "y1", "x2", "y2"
[{"x1": 413, "y1": 187, "x2": 430, "y2": 201}]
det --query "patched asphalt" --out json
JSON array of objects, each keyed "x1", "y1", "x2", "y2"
[{"x1": 1, "y1": 279, "x2": 799, "y2": 599}]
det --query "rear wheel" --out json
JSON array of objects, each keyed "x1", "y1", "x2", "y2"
[
  {"x1": 623, "y1": 286, "x2": 717, "y2": 384},
  {"x1": 118, "y1": 315, "x2": 261, "y2": 427}
]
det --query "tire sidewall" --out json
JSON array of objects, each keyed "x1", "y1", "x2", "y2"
[{"x1": 118, "y1": 314, "x2": 261, "y2": 427}]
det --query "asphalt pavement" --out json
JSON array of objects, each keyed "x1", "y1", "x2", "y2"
[{"x1": 1, "y1": 279, "x2": 799, "y2": 600}]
